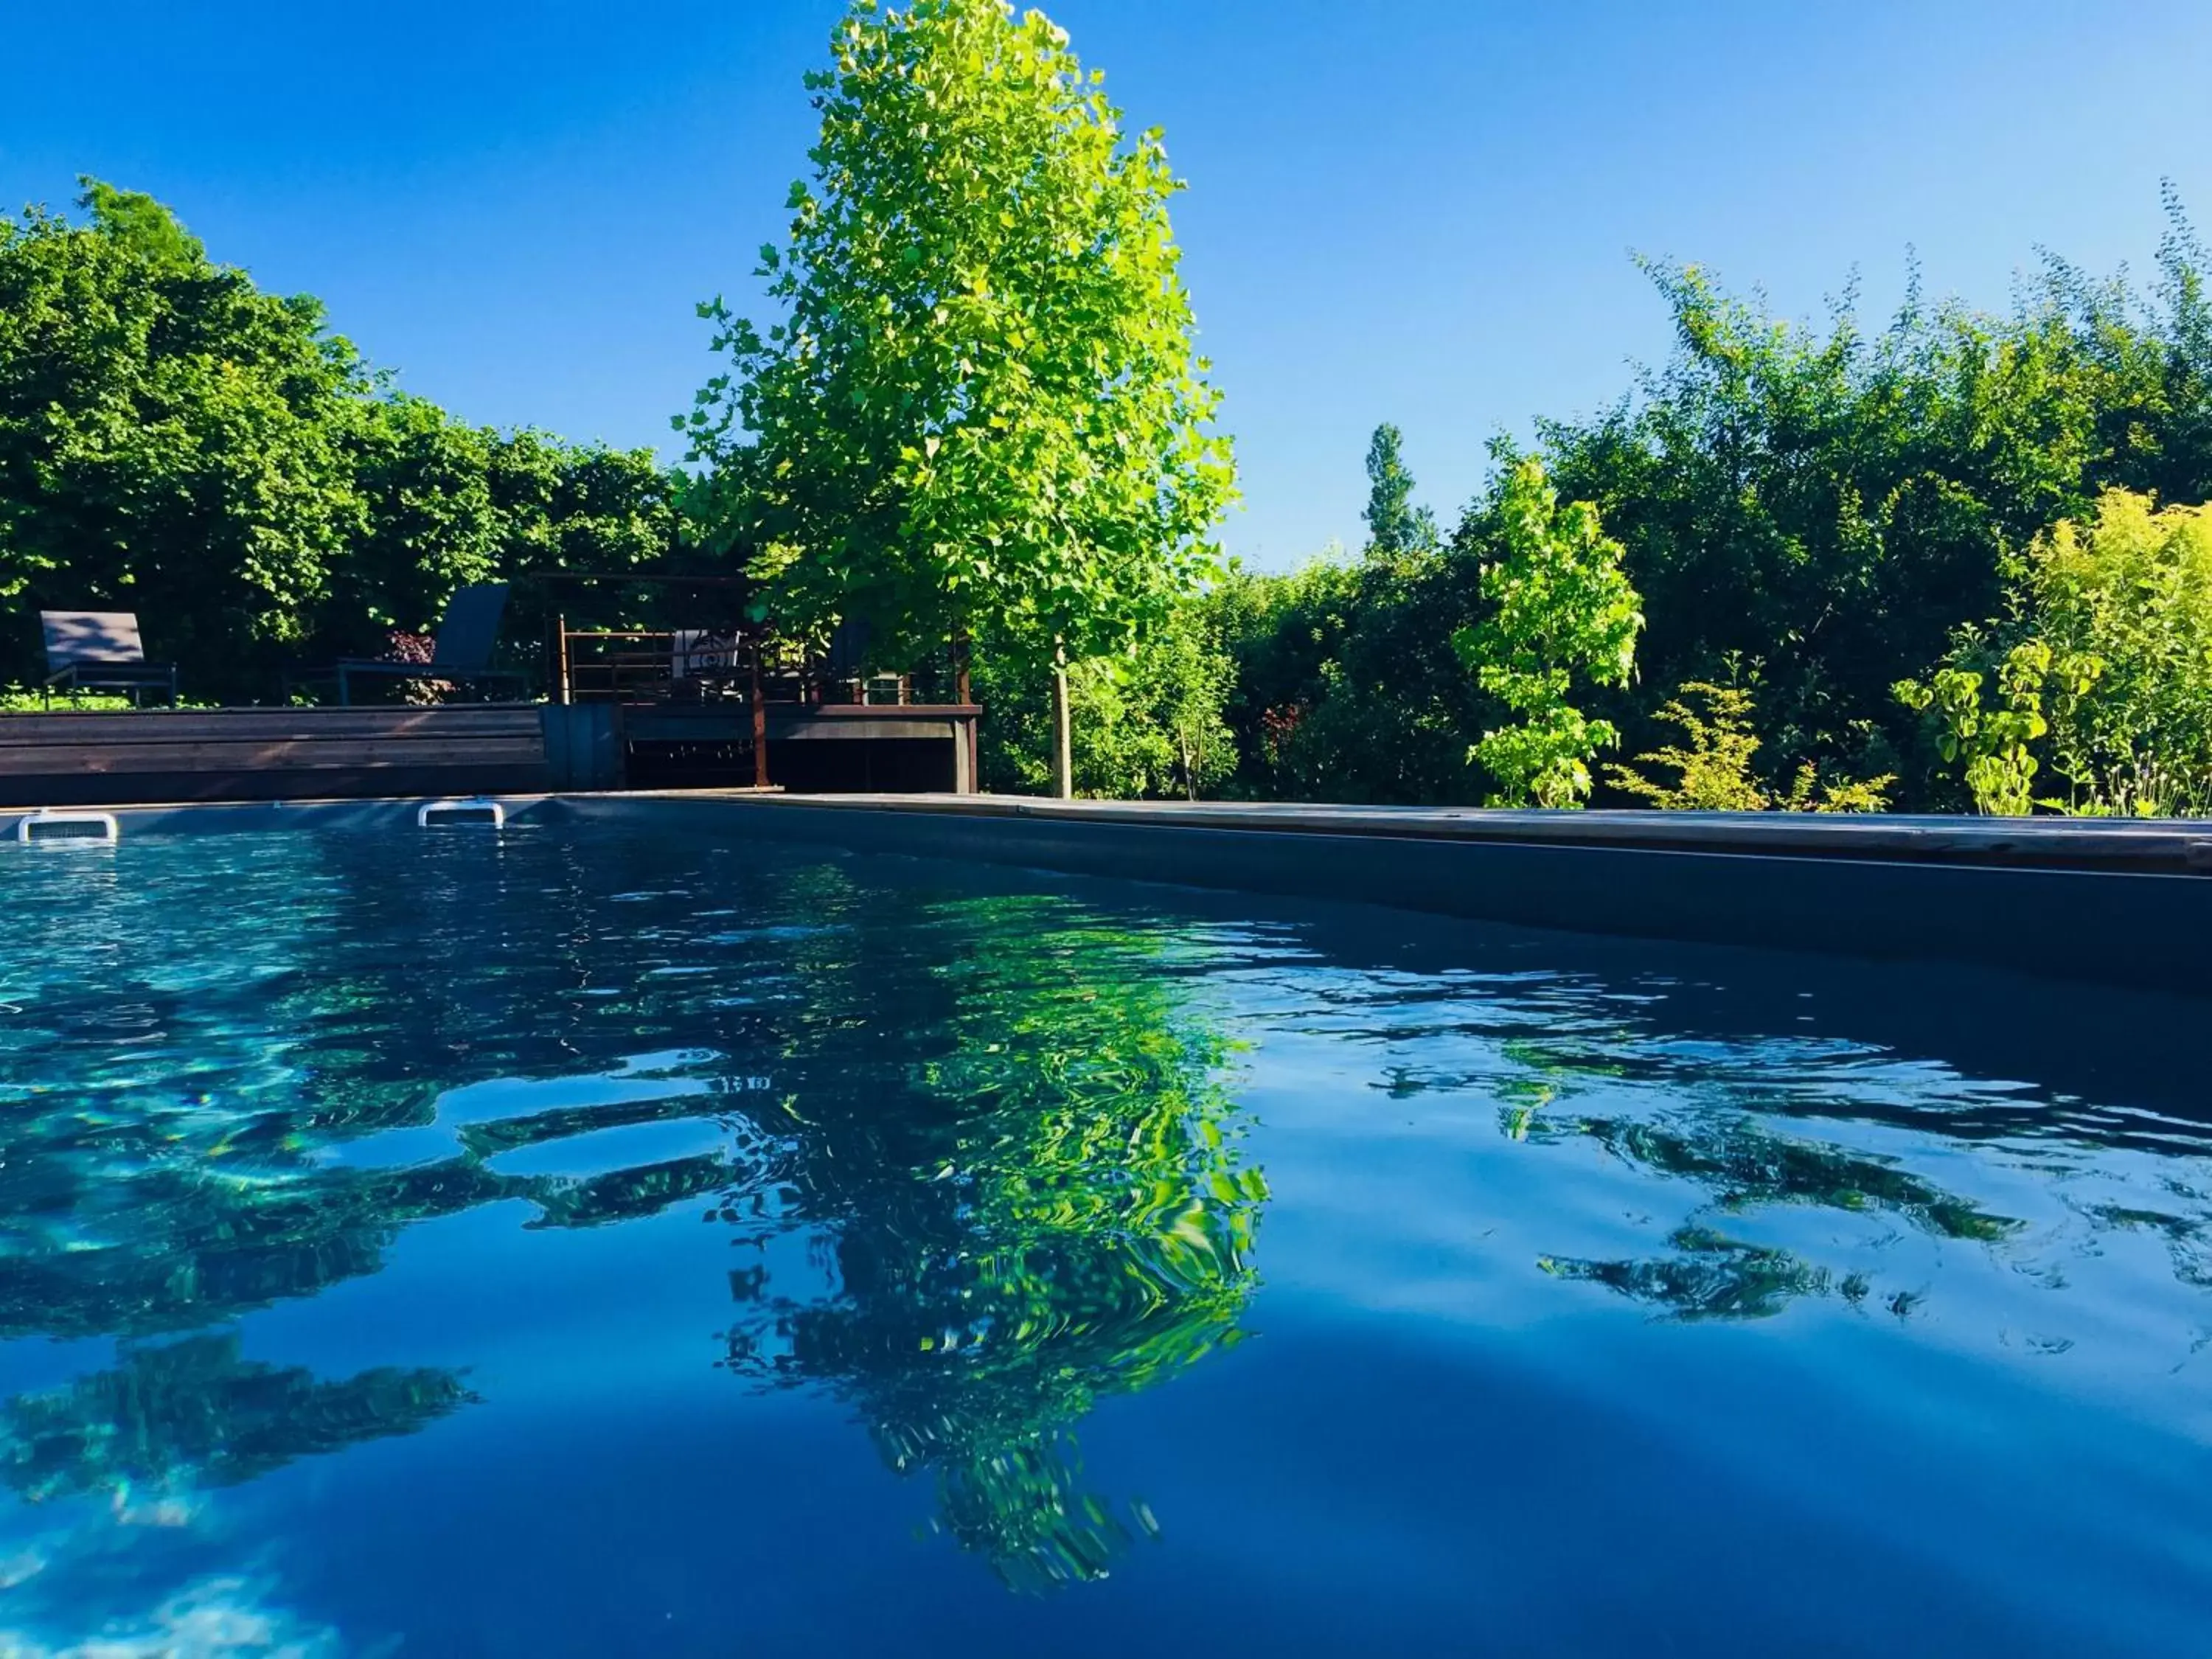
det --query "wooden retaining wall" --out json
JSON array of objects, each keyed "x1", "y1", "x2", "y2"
[{"x1": 0, "y1": 707, "x2": 551, "y2": 806}]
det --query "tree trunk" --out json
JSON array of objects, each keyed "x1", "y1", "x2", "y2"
[
  {"x1": 750, "y1": 641, "x2": 769, "y2": 789},
  {"x1": 1051, "y1": 641, "x2": 1073, "y2": 800},
  {"x1": 953, "y1": 626, "x2": 978, "y2": 790}
]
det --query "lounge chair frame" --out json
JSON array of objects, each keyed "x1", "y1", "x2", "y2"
[
  {"x1": 38, "y1": 612, "x2": 180, "y2": 709},
  {"x1": 285, "y1": 582, "x2": 530, "y2": 706}
]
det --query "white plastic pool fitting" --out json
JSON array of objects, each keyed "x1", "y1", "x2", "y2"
[
  {"x1": 417, "y1": 798, "x2": 506, "y2": 830},
  {"x1": 14, "y1": 810, "x2": 120, "y2": 844}
]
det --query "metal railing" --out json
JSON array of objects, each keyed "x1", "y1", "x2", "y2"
[{"x1": 552, "y1": 622, "x2": 920, "y2": 708}]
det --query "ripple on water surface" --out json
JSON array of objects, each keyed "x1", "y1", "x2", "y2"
[{"x1": 0, "y1": 819, "x2": 2207, "y2": 1655}]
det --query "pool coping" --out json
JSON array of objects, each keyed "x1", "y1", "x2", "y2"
[
  {"x1": 594, "y1": 793, "x2": 2212, "y2": 997},
  {"x1": 628, "y1": 790, "x2": 2212, "y2": 875},
  {"x1": 15, "y1": 787, "x2": 2212, "y2": 872}
]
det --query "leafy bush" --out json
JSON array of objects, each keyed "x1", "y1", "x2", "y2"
[
  {"x1": 976, "y1": 600, "x2": 1237, "y2": 799},
  {"x1": 1611, "y1": 681, "x2": 1892, "y2": 811},
  {"x1": 0, "y1": 689, "x2": 133, "y2": 713},
  {"x1": 1900, "y1": 488, "x2": 2212, "y2": 814},
  {"x1": 1606, "y1": 683, "x2": 1767, "y2": 810},
  {"x1": 1452, "y1": 456, "x2": 1643, "y2": 807}
]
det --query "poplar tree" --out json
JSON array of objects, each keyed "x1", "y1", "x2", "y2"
[
  {"x1": 684, "y1": 0, "x2": 1236, "y2": 793},
  {"x1": 1361, "y1": 422, "x2": 1436, "y2": 556}
]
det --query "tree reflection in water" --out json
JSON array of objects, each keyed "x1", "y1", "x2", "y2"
[
  {"x1": 0, "y1": 839, "x2": 1267, "y2": 1592},
  {"x1": 1376, "y1": 1020, "x2": 2031, "y2": 1323},
  {"x1": 3, "y1": 1334, "x2": 473, "y2": 1509},
  {"x1": 27, "y1": 827, "x2": 2208, "y2": 1595},
  {"x1": 718, "y1": 891, "x2": 1267, "y2": 1591},
  {"x1": 1529, "y1": 1107, "x2": 2020, "y2": 1319}
]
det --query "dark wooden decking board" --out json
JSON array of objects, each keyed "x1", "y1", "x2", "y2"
[
  {"x1": 0, "y1": 709, "x2": 540, "y2": 743},
  {"x1": 0, "y1": 707, "x2": 549, "y2": 805},
  {"x1": 0, "y1": 739, "x2": 547, "y2": 773}
]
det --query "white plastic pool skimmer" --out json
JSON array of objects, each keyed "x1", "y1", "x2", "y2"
[
  {"x1": 15, "y1": 810, "x2": 120, "y2": 844},
  {"x1": 417, "y1": 798, "x2": 506, "y2": 830}
]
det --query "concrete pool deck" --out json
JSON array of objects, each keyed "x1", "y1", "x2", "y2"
[{"x1": 8, "y1": 790, "x2": 2208, "y2": 995}]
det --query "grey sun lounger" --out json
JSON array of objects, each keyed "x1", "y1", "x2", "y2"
[
  {"x1": 286, "y1": 582, "x2": 530, "y2": 706},
  {"x1": 39, "y1": 611, "x2": 180, "y2": 707}
]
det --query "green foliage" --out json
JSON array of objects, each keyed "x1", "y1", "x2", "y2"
[
  {"x1": 1902, "y1": 487, "x2": 2212, "y2": 814},
  {"x1": 1537, "y1": 257, "x2": 2107, "y2": 794},
  {"x1": 1361, "y1": 421, "x2": 1436, "y2": 556},
  {"x1": 1605, "y1": 681, "x2": 1767, "y2": 810},
  {"x1": 1784, "y1": 762, "x2": 1895, "y2": 814},
  {"x1": 1451, "y1": 455, "x2": 1643, "y2": 807},
  {"x1": 1203, "y1": 195, "x2": 2212, "y2": 813},
  {"x1": 327, "y1": 392, "x2": 502, "y2": 650},
  {"x1": 685, "y1": 0, "x2": 1235, "y2": 684},
  {"x1": 975, "y1": 595, "x2": 1236, "y2": 798},
  {"x1": 1211, "y1": 551, "x2": 1464, "y2": 803},
  {"x1": 1610, "y1": 680, "x2": 1893, "y2": 811},
  {"x1": 1895, "y1": 639, "x2": 2061, "y2": 815},
  {"x1": 339, "y1": 407, "x2": 681, "y2": 661},
  {"x1": 0, "y1": 689, "x2": 153, "y2": 712},
  {"x1": 2021, "y1": 488, "x2": 2212, "y2": 813},
  {"x1": 1193, "y1": 425, "x2": 1486, "y2": 805},
  {"x1": 0, "y1": 181, "x2": 370, "y2": 698},
  {"x1": 0, "y1": 180, "x2": 681, "y2": 698}
]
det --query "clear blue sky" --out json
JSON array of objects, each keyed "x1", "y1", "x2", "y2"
[{"x1": 6, "y1": 1, "x2": 2211, "y2": 568}]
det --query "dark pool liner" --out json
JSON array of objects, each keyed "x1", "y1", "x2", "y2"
[{"x1": 16, "y1": 792, "x2": 2202, "y2": 997}]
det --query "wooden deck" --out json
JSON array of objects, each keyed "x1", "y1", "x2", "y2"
[
  {"x1": 0, "y1": 701, "x2": 981, "y2": 805},
  {"x1": 617, "y1": 702, "x2": 980, "y2": 793},
  {"x1": 0, "y1": 706, "x2": 551, "y2": 807}
]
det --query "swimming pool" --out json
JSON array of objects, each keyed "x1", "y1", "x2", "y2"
[{"x1": 1, "y1": 812, "x2": 2206, "y2": 1655}]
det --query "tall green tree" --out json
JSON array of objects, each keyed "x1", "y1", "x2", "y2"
[
  {"x1": 1361, "y1": 420, "x2": 1436, "y2": 555},
  {"x1": 1453, "y1": 454, "x2": 1644, "y2": 807},
  {"x1": 0, "y1": 181, "x2": 369, "y2": 698},
  {"x1": 683, "y1": 0, "x2": 1236, "y2": 739}
]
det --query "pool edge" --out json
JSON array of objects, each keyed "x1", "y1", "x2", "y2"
[{"x1": 9, "y1": 790, "x2": 2205, "y2": 997}]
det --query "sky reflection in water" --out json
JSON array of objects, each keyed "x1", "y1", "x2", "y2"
[{"x1": 0, "y1": 817, "x2": 2205, "y2": 1655}]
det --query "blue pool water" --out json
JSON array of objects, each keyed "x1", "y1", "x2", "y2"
[{"x1": 0, "y1": 813, "x2": 2208, "y2": 1655}]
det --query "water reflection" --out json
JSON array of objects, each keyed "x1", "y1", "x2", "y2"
[
  {"x1": 1310, "y1": 961, "x2": 2212, "y2": 1345},
  {"x1": 2, "y1": 821, "x2": 2211, "y2": 1630},
  {"x1": 719, "y1": 894, "x2": 1265, "y2": 1589},
  {"x1": 3, "y1": 1334, "x2": 473, "y2": 1509},
  {"x1": 1519, "y1": 1104, "x2": 2019, "y2": 1321},
  {"x1": 0, "y1": 832, "x2": 1264, "y2": 1593}
]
